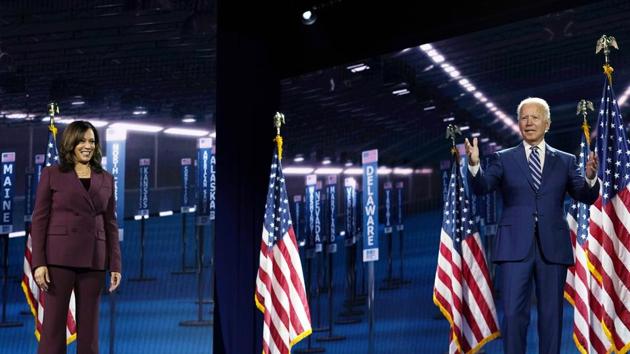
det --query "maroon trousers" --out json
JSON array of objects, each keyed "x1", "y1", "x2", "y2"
[{"x1": 37, "y1": 266, "x2": 105, "y2": 354}]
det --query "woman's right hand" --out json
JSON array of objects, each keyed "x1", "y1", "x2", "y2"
[{"x1": 34, "y1": 266, "x2": 51, "y2": 292}]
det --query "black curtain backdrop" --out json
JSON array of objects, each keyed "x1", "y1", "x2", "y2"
[
  {"x1": 214, "y1": 2, "x2": 282, "y2": 353},
  {"x1": 213, "y1": 1, "x2": 595, "y2": 353}
]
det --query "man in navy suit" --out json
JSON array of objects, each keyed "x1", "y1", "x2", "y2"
[{"x1": 464, "y1": 97, "x2": 599, "y2": 354}]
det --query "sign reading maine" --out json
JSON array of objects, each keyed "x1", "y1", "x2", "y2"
[{"x1": 1, "y1": 152, "x2": 16, "y2": 234}]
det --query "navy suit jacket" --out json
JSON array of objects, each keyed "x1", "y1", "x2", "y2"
[
  {"x1": 31, "y1": 165, "x2": 122, "y2": 272},
  {"x1": 468, "y1": 143, "x2": 599, "y2": 265}
]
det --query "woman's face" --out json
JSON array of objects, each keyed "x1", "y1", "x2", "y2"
[{"x1": 73, "y1": 129, "x2": 96, "y2": 165}]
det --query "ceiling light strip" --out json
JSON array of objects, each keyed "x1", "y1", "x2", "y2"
[
  {"x1": 619, "y1": 83, "x2": 630, "y2": 106},
  {"x1": 419, "y1": 43, "x2": 519, "y2": 135}
]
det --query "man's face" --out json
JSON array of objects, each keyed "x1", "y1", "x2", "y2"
[{"x1": 518, "y1": 103, "x2": 550, "y2": 145}]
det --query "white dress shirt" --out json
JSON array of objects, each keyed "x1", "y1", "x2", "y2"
[{"x1": 523, "y1": 140, "x2": 546, "y2": 170}]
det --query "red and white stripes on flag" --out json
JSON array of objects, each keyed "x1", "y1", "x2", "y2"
[
  {"x1": 21, "y1": 228, "x2": 77, "y2": 343},
  {"x1": 21, "y1": 123, "x2": 77, "y2": 343},
  {"x1": 565, "y1": 209, "x2": 611, "y2": 354},
  {"x1": 255, "y1": 147, "x2": 311, "y2": 354},
  {"x1": 564, "y1": 131, "x2": 612, "y2": 354},
  {"x1": 588, "y1": 76, "x2": 630, "y2": 353},
  {"x1": 589, "y1": 193, "x2": 630, "y2": 353},
  {"x1": 434, "y1": 163, "x2": 500, "y2": 354}
]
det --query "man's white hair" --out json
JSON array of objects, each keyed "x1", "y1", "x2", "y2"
[{"x1": 517, "y1": 97, "x2": 551, "y2": 124}]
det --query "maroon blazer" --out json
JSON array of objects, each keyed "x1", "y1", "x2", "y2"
[{"x1": 31, "y1": 165, "x2": 122, "y2": 272}]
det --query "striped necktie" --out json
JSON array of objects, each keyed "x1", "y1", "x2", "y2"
[{"x1": 529, "y1": 146, "x2": 542, "y2": 190}]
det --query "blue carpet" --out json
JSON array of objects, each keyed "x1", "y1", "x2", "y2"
[
  {"x1": 292, "y1": 210, "x2": 581, "y2": 354},
  {"x1": 1, "y1": 211, "x2": 583, "y2": 353},
  {"x1": 0, "y1": 215, "x2": 213, "y2": 354}
]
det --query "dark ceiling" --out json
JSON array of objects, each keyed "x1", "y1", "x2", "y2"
[
  {"x1": 1, "y1": 0, "x2": 629, "y2": 171},
  {"x1": 0, "y1": 0, "x2": 215, "y2": 127},
  {"x1": 278, "y1": 0, "x2": 630, "y2": 168}
]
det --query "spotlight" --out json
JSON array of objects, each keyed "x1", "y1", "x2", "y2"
[
  {"x1": 302, "y1": 10, "x2": 317, "y2": 25},
  {"x1": 392, "y1": 89, "x2": 410, "y2": 96},
  {"x1": 181, "y1": 114, "x2": 196, "y2": 123},
  {"x1": 132, "y1": 106, "x2": 147, "y2": 115},
  {"x1": 71, "y1": 96, "x2": 85, "y2": 106},
  {"x1": 6, "y1": 112, "x2": 27, "y2": 119}
]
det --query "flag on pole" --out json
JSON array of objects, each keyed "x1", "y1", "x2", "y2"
[
  {"x1": 255, "y1": 143, "x2": 312, "y2": 354},
  {"x1": 21, "y1": 120, "x2": 77, "y2": 343},
  {"x1": 564, "y1": 127, "x2": 611, "y2": 354},
  {"x1": 433, "y1": 157, "x2": 500, "y2": 354},
  {"x1": 588, "y1": 75, "x2": 630, "y2": 353}
]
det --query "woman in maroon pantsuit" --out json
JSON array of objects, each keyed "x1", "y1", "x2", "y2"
[{"x1": 31, "y1": 120, "x2": 122, "y2": 354}]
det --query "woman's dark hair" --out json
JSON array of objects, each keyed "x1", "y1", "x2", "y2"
[{"x1": 59, "y1": 120, "x2": 104, "y2": 173}]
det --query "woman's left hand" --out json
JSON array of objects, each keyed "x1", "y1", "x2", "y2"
[{"x1": 109, "y1": 272, "x2": 121, "y2": 292}]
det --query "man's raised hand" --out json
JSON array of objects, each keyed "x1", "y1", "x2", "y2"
[{"x1": 464, "y1": 137, "x2": 480, "y2": 166}]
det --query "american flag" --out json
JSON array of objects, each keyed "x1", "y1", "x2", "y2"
[
  {"x1": 587, "y1": 77, "x2": 630, "y2": 353},
  {"x1": 564, "y1": 130, "x2": 611, "y2": 354},
  {"x1": 255, "y1": 146, "x2": 312, "y2": 354},
  {"x1": 433, "y1": 158, "x2": 500, "y2": 354},
  {"x1": 21, "y1": 122, "x2": 77, "y2": 343}
]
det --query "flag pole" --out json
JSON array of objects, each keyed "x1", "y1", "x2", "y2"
[
  {"x1": 595, "y1": 35, "x2": 618, "y2": 85},
  {"x1": 445, "y1": 124, "x2": 461, "y2": 162},
  {"x1": 180, "y1": 138, "x2": 213, "y2": 327},
  {"x1": 20, "y1": 167, "x2": 35, "y2": 318},
  {"x1": 395, "y1": 181, "x2": 410, "y2": 286},
  {"x1": 576, "y1": 99, "x2": 594, "y2": 147},
  {"x1": 565, "y1": 99, "x2": 599, "y2": 354},
  {"x1": 589, "y1": 34, "x2": 630, "y2": 354},
  {"x1": 317, "y1": 175, "x2": 346, "y2": 343},
  {"x1": 336, "y1": 178, "x2": 363, "y2": 325},
  {"x1": 434, "y1": 123, "x2": 501, "y2": 353},
  {"x1": 379, "y1": 181, "x2": 399, "y2": 291},
  {"x1": 47, "y1": 103, "x2": 59, "y2": 144},
  {"x1": 446, "y1": 124, "x2": 462, "y2": 341},
  {"x1": 262, "y1": 113, "x2": 318, "y2": 353},
  {"x1": 313, "y1": 180, "x2": 329, "y2": 333},
  {"x1": 360, "y1": 148, "x2": 379, "y2": 354}
]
